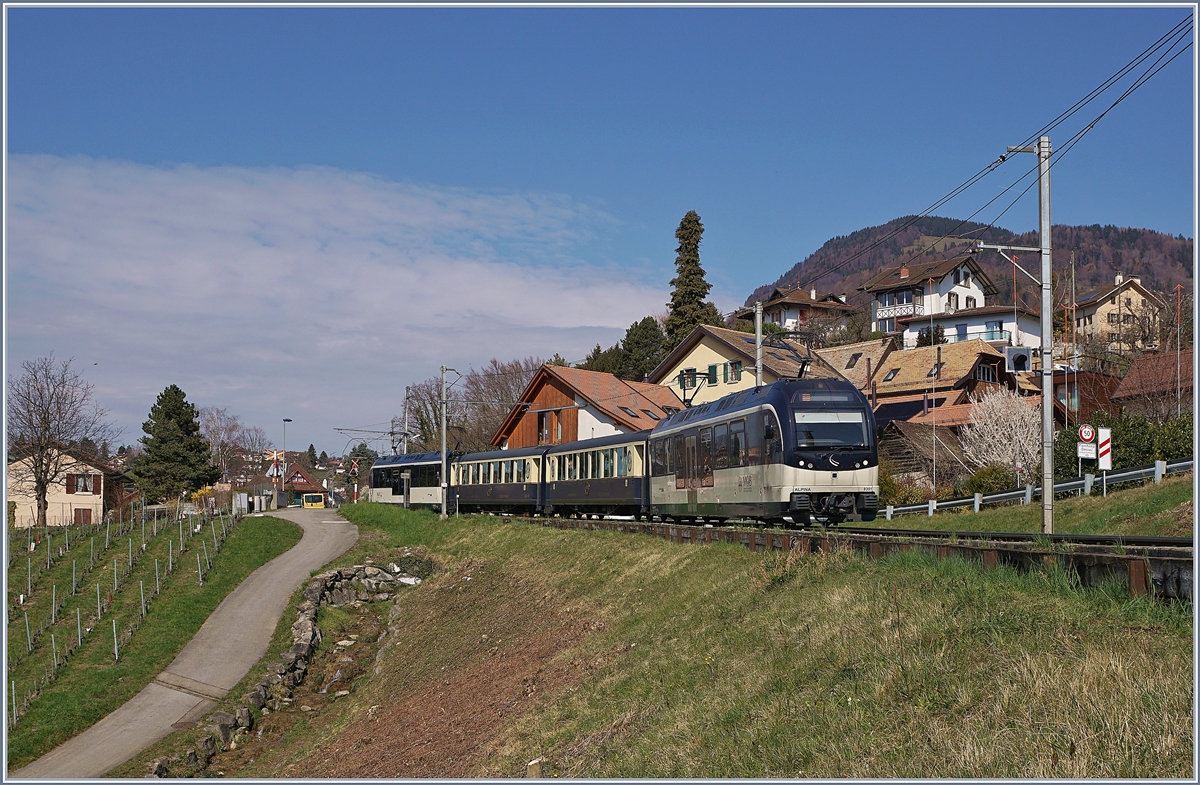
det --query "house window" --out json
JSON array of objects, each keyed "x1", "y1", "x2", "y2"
[
  {"x1": 955, "y1": 323, "x2": 967, "y2": 342},
  {"x1": 707, "y1": 365, "x2": 719, "y2": 385},
  {"x1": 618, "y1": 406, "x2": 639, "y2": 418},
  {"x1": 724, "y1": 361, "x2": 742, "y2": 383},
  {"x1": 845, "y1": 353, "x2": 862, "y2": 369},
  {"x1": 73, "y1": 508, "x2": 92, "y2": 525},
  {"x1": 679, "y1": 368, "x2": 697, "y2": 390},
  {"x1": 963, "y1": 271, "x2": 971, "y2": 287},
  {"x1": 953, "y1": 268, "x2": 961, "y2": 285},
  {"x1": 1107, "y1": 312, "x2": 1118, "y2": 324},
  {"x1": 641, "y1": 409, "x2": 660, "y2": 420},
  {"x1": 878, "y1": 317, "x2": 896, "y2": 333},
  {"x1": 896, "y1": 289, "x2": 913, "y2": 305},
  {"x1": 878, "y1": 292, "x2": 893, "y2": 308},
  {"x1": 947, "y1": 292, "x2": 959, "y2": 310},
  {"x1": 965, "y1": 296, "x2": 977, "y2": 309},
  {"x1": 1122, "y1": 313, "x2": 1133, "y2": 324},
  {"x1": 883, "y1": 368, "x2": 900, "y2": 382},
  {"x1": 974, "y1": 364, "x2": 997, "y2": 383}
]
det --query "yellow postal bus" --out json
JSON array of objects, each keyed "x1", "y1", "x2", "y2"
[{"x1": 302, "y1": 493, "x2": 325, "y2": 509}]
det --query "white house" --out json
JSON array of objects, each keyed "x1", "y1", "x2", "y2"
[
  {"x1": 859, "y1": 255, "x2": 997, "y2": 335},
  {"x1": 6, "y1": 447, "x2": 113, "y2": 528},
  {"x1": 895, "y1": 305, "x2": 1042, "y2": 350}
]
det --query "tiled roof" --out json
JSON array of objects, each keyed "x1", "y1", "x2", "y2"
[
  {"x1": 815, "y1": 337, "x2": 896, "y2": 390},
  {"x1": 543, "y1": 365, "x2": 685, "y2": 425},
  {"x1": 881, "y1": 419, "x2": 972, "y2": 469},
  {"x1": 734, "y1": 286, "x2": 857, "y2": 318},
  {"x1": 859, "y1": 255, "x2": 998, "y2": 296},
  {"x1": 647, "y1": 324, "x2": 847, "y2": 385},
  {"x1": 870, "y1": 339, "x2": 1004, "y2": 396},
  {"x1": 1074, "y1": 278, "x2": 1165, "y2": 310},
  {"x1": 1111, "y1": 350, "x2": 1194, "y2": 401},
  {"x1": 284, "y1": 465, "x2": 325, "y2": 493}
]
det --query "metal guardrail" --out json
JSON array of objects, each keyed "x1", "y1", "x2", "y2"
[{"x1": 885, "y1": 459, "x2": 1193, "y2": 519}]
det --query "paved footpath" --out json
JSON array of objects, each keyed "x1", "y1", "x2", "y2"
[{"x1": 10, "y1": 507, "x2": 358, "y2": 779}]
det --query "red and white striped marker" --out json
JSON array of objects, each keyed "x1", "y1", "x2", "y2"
[{"x1": 1097, "y1": 427, "x2": 1112, "y2": 471}]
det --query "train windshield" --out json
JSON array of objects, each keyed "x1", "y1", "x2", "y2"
[{"x1": 793, "y1": 411, "x2": 869, "y2": 448}]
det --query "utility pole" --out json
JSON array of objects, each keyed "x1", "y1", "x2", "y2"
[
  {"x1": 1174, "y1": 283, "x2": 1184, "y2": 417},
  {"x1": 754, "y1": 301, "x2": 763, "y2": 387},
  {"x1": 978, "y1": 135, "x2": 1055, "y2": 534},
  {"x1": 439, "y1": 366, "x2": 456, "y2": 520},
  {"x1": 402, "y1": 385, "x2": 411, "y2": 454}
]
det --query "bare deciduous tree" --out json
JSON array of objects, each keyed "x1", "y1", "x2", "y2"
[
  {"x1": 198, "y1": 406, "x2": 244, "y2": 479},
  {"x1": 7, "y1": 356, "x2": 120, "y2": 528},
  {"x1": 959, "y1": 388, "x2": 1043, "y2": 474},
  {"x1": 402, "y1": 357, "x2": 543, "y2": 454}
]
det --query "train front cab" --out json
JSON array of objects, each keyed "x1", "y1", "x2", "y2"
[
  {"x1": 648, "y1": 380, "x2": 878, "y2": 525},
  {"x1": 368, "y1": 452, "x2": 446, "y2": 509}
]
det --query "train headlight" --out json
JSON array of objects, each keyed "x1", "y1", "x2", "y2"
[{"x1": 855, "y1": 462, "x2": 861, "y2": 468}]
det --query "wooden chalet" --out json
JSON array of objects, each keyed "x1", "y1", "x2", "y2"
[
  {"x1": 1111, "y1": 349, "x2": 1194, "y2": 422},
  {"x1": 878, "y1": 420, "x2": 973, "y2": 488},
  {"x1": 282, "y1": 465, "x2": 327, "y2": 507},
  {"x1": 491, "y1": 365, "x2": 684, "y2": 449}
]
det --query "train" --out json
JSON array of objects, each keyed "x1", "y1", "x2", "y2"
[{"x1": 366, "y1": 378, "x2": 879, "y2": 526}]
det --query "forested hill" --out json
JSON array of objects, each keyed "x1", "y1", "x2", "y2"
[{"x1": 745, "y1": 216, "x2": 1193, "y2": 308}]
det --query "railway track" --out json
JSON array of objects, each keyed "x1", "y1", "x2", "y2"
[{"x1": 506, "y1": 515, "x2": 1193, "y2": 603}]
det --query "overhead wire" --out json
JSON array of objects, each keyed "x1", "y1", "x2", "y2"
[{"x1": 795, "y1": 14, "x2": 1192, "y2": 292}]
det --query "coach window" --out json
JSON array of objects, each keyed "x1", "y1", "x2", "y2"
[
  {"x1": 764, "y1": 412, "x2": 783, "y2": 463},
  {"x1": 746, "y1": 415, "x2": 764, "y2": 465},
  {"x1": 664, "y1": 436, "x2": 673, "y2": 475},
  {"x1": 650, "y1": 440, "x2": 664, "y2": 476},
  {"x1": 603, "y1": 449, "x2": 614, "y2": 478},
  {"x1": 502, "y1": 460, "x2": 512, "y2": 483},
  {"x1": 699, "y1": 427, "x2": 714, "y2": 487},
  {"x1": 493, "y1": 461, "x2": 502, "y2": 483},
  {"x1": 673, "y1": 434, "x2": 686, "y2": 489},
  {"x1": 714, "y1": 423, "x2": 729, "y2": 469},
  {"x1": 567, "y1": 454, "x2": 577, "y2": 480},
  {"x1": 517, "y1": 459, "x2": 526, "y2": 483},
  {"x1": 729, "y1": 419, "x2": 746, "y2": 467}
]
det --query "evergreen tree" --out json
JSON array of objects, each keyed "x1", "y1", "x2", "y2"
[
  {"x1": 132, "y1": 384, "x2": 221, "y2": 503},
  {"x1": 577, "y1": 343, "x2": 627, "y2": 376},
  {"x1": 306, "y1": 443, "x2": 318, "y2": 467},
  {"x1": 916, "y1": 325, "x2": 947, "y2": 347},
  {"x1": 319, "y1": 450, "x2": 329, "y2": 464},
  {"x1": 619, "y1": 316, "x2": 667, "y2": 381},
  {"x1": 664, "y1": 211, "x2": 725, "y2": 350}
]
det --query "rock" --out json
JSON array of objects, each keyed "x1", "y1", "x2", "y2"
[
  {"x1": 208, "y1": 710, "x2": 236, "y2": 728},
  {"x1": 146, "y1": 757, "x2": 169, "y2": 777},
  {"x1": 334, "y1": 690, "x2": 350, "y2": 698},
  {"x1": 300, "y1": 705, "x2": 312, "y2": 712},
  {"x1": 398, "y1": 575, "x2": 421, "y2": 586},
  {"x1": 207, "y1": 722, "x2": 232, "y2": 750},
  {"x1": 336, "y1": 640, "x2": 354, "y2": 648},
  {"x1": 235, "y1": 707, "x2": 253, "y2": 729},
  {"x1": 197, "y1": 735, "x2": 216, "y2": 763},
  {"x1": 245, "y1": 689, "x2": 266, "y2": 710},
  {"x1": 184, "y1": 749, "x2": 198, "y2": 768}
]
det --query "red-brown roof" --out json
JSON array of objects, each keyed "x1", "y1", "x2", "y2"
[
  {"x1": 491, "y1": 364, "x2": 684, "y2": 446},
  {"x1": 859, "y1": 255, "x2": 998, "y2": 296},
  {"x1": 283, "y1": 465, "x2": 325, "y2": 493},
  {"x1": 1111, "y1": 350, "x2": 1194, "y2": 401}
]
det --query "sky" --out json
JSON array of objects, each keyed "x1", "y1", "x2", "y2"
[{"x1": 4, "y1": 4, "x2": 1195, "y2": 457}]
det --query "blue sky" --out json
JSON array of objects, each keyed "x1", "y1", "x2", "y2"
[{"x1": 5, "y1": 5, "x2": 1194, "y2": 455}]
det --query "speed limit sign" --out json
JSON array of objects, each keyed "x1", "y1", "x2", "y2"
[{"x1": 1078, "y1": 424, "x2": 1095, "y2": 443}]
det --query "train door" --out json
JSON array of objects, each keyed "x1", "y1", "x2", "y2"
[{"x1": 684, "y1": 434, "x2": 698, "y2": 512}]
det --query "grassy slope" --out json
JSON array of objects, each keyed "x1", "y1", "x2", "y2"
[
  {"x1": 169, "y1": 492, "x2": 1192, "y2": 779},
  {"x1": 867, "y1": 474, "x2": 1194, "y2": 536},
  {"x1": 6, "y1": 516, "x2": 302, "y2": 769}
]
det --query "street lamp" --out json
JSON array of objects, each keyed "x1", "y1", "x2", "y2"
[{"x1": 282, "y1": 418, "x2": 292, "y2": 508}]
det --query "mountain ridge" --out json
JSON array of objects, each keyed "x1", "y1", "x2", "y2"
[{"x1": 745, "y1": 216, "x2": 1193, "y2": 309}]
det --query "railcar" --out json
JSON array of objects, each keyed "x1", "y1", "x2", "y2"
[
  {"x1": 452, "y1": 445, "x2": 547, "y2": 515},
  {"x1": 648, "y1": 379, "x2": 878, "y2": 525},
  {"x1": 367, "y1": 452, "x2": 446, "y2": 509},
  {"x1": 542, "y1": 431, "x2": 651, "y2": 518}
]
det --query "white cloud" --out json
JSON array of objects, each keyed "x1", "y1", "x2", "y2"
[{"x1": 6, "y1": 155, "x2": 667, "y2": 451}]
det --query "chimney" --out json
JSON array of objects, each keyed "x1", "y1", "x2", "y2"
[
  {"x1": 899, "y1": 265, "x2": 910, "y2": 279},
  {"x1": 1115, "y1": 271, "x2": 1124, "y2": 286},
  {"x1": 838, "y1": 293, "x2": 847, "y2": 303},
  {"x1": 1130, "y1": 275, "x2": 1141, "y2": 284}
]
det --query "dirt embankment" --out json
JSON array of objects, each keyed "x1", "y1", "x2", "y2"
[{"x1": 235, "y1": 558, "x2": 595, "y2": 778}]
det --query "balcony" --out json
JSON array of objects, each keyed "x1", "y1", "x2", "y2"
[
  {"x1": 904, "y1": 329, "x2": 1011, "y2": 349},
  {"x1": 876, "y1": 302, "x2": 925, "y2": 320}
]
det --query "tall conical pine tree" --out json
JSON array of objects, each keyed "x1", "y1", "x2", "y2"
[
  {"x1": 132, "y1": 384, "x2": 221, "y2": 503},
  {"x1": 664, "y1": 210, "x2": 725, "y2": 351}
]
